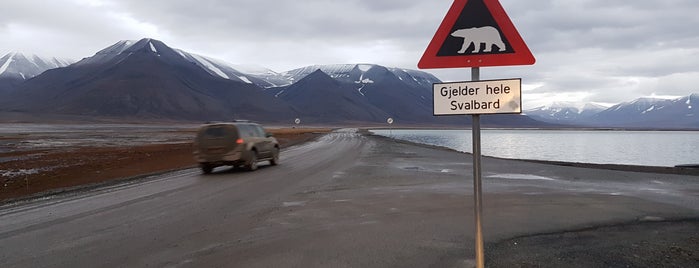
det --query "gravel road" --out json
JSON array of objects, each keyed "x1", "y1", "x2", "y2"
[{"x1": 0, "y1": 129, "x2": 697, "y2": 267}]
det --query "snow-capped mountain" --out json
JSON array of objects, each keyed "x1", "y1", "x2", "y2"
[
  {"x1": 525, "y1": 102, "x2": 608, "y2": 123},
  {"x1": 282, "y1": 64, "x2": 441, "y2": 89},
  {"x1": 0, "y1": 38, "x2": 551, "y2": 126},
  {"x1": 526, "y1": 95, "x2": 698, "y2": 128},
  {"x1": 267, "y1": 63, "x2": 546, "y2": 126},
  {"x1": 0, "y1": 52, "x2": 73, "y2": 92},
  {"x1": 0, "y1": 52, "x2": 73, "y2": 79},
  {"x1": 75, "y1": 39, "x2": 290, "y2": 88},
  {"x1": 271, "y1": 63, "x2": 443, "y2": 123},
  {"x1": 589, "y1": 95, "x2": 698, "y2": 128},
  {"x1": 0, "y1": 38, "x2": 296, "y2": 121},
  {"x1": 589, "y1": 97, "x2": 669, "y2": 126},
  {"x1": 276, "y1": 69, "x2": 390, "y2": 123}
]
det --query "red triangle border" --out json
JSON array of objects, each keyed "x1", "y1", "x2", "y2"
[{"x1": 418, "y1": 0, "x2": 535, "y2": 69}]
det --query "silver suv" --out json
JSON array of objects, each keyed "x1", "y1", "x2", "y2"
[{"x1": 193, "y1": 122, "x2": 279, "y2": 174}]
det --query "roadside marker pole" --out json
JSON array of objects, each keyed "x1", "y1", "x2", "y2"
[{"x1": 471, "y1": 67, "x2": 485, "y2": 268}]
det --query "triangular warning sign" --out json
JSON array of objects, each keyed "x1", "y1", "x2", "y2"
[{"x1": 418, "y1": 0, "x2": 535, "y2": 69}]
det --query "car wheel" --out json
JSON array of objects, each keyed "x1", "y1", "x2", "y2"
[
  {"x1": 270, "y1": 148, "x2": 280, "y2": 166},
  {"x1": 201, "y1": 164, "x2": 213, "y2": 174},
  {"x1": 246, "y1": 151, "x2": 258, "y2": 171}
]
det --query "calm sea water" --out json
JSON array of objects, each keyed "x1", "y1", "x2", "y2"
[{"x1": 371, "y1": 129, "x2": 699, "y2": 167}]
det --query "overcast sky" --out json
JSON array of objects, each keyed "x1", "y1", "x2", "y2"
[{"x1": 1, "y1": 0, "x2": 698, "y2": 109}]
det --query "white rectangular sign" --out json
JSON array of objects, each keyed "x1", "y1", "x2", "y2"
[{"x1": 433, "y1": 78, "x2": 522, "y2": 115}]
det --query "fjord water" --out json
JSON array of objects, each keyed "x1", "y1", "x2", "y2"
[{"x1": 371, "y1": 129, "x2": 699, "y2": 167}]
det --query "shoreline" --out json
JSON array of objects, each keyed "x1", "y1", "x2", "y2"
[
  {"x1": 364, "y1": 131, "x2": 699, "y2": 176},
  {"x1": 367, "y1": 129, "x2": 699, "y2": 174}
]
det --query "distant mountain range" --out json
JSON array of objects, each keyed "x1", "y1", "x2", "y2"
[
  {"x1": 0, "y1": 39, "x2": 294, "y2": 122},
  {"x1": 525, "y1": 102, "x2": 608, "y2": 124},
  {"x1": 0, "y1": 38, "x2": 542, "y2": 126},
  {"x1": 0, "y1": 52, "x2": 73, "y2": 93},
  {"x1": 0, "y1": 38, "x2": 696, "y2": 129},
  {"x1": 526, "y1": 94, "x2": 699, "y2": 129}
]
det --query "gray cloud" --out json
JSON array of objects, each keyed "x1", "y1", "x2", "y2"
[{"x1": 1, "y1": 0, "x2": 697, "y2": 108}]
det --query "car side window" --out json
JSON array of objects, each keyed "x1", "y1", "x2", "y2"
[
  {"x1": 239, "y1": 124, "x2": 258, "y2": 138},
  {"x1": 254, "y1": 126, "x2": 265, "y2": 137},
  {"x1": 237, "y1": 125, "x2": 248, "y2": 138},
  {"x1": 203, "y1": 126, "x2": 225, "y2": 137}
]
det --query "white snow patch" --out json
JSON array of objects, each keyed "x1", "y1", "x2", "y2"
[
  {"x1": 149, "y1": 42, "x2": 157, "y2": 53},
  {"x1": 357, "y1": 86, "x2": 365, "y2": 96},
  {"x1": 25, "y1": 54, "x2": 40, "y2": 67},
  {"x1": 53, "y1": 57, "x2": 72, "y2": 67},
  {"x1": 642, "y1": 105, "x2": 655, "y2": 114},
  {"x1": 275, "y1": 90, "x2": 285, "y2": 98},
  {"x1": 357, "y1": 64, "x2": 373, "y2": 72},
  {"x1": 237, "y1": 76, "x2": 253, "y2": 84},
  {"x1": 175, "y1": 49, "x2": 188, "y2": 59},
  {"x1": 0, "y1": 53, "x2": 15, "y2": 75},
  {"x1": 355, "y1": 73, "x2": 374, "y2": 84},
  {"x1": 231, "y1": 64, "x2": 275, "y2": 75},
  {"x1": 486, "y1": 173, "x2": 556, "y2": 181},
  {"x1": 189, "y1": 54, "x2": 230, "y2": 79},
  {"x1": 355, "y1": 78, "x2": 374, "y2": 84},
  {"x1": 19, "y1": 72, "x2": 25, "y2": 79}
]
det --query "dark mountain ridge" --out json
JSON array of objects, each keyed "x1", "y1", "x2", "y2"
[
  {"x1": 276, "y1": 69, "x2": 390, "y2": 123},
  {"x1": 0, "y1": 38, "x2": 551, "y2": 127},
  {"x1": 1, "y1": 39, "x2": 296, "y2": 122}
]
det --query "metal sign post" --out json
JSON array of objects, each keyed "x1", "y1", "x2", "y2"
[
  {"x1": 471, "y1": 67, "x2": 484, "y2": 268},
  {"x1": 430, "y1": 72, "x2": 520, "y2": 268}
]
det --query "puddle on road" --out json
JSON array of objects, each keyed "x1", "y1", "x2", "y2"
[
  {"x1": 398, "y1": 165, "x2": 459, "y2": 174},
  {"x1": 282, "y1": 201, "x2": 307, "y2": 207},
  {"x1": 486, "y1": 173, "x2": 556, "y2": 181}
]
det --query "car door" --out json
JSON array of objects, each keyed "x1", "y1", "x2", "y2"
[{"x1": 254, "y1": 125, "x2": 273, "y2": 158}]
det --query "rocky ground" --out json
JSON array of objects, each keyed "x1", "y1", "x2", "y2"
[
  {"x1": 486, "y1": 220, "x2": 698, "y2": 267},
  {"x1": 0, "y1": 127, "x2": 329, "y2": 201}
]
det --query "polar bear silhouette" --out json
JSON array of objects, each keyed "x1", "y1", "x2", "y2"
[{"x1": 451, "y1": 26, "x2": 506, "y2": 54}]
